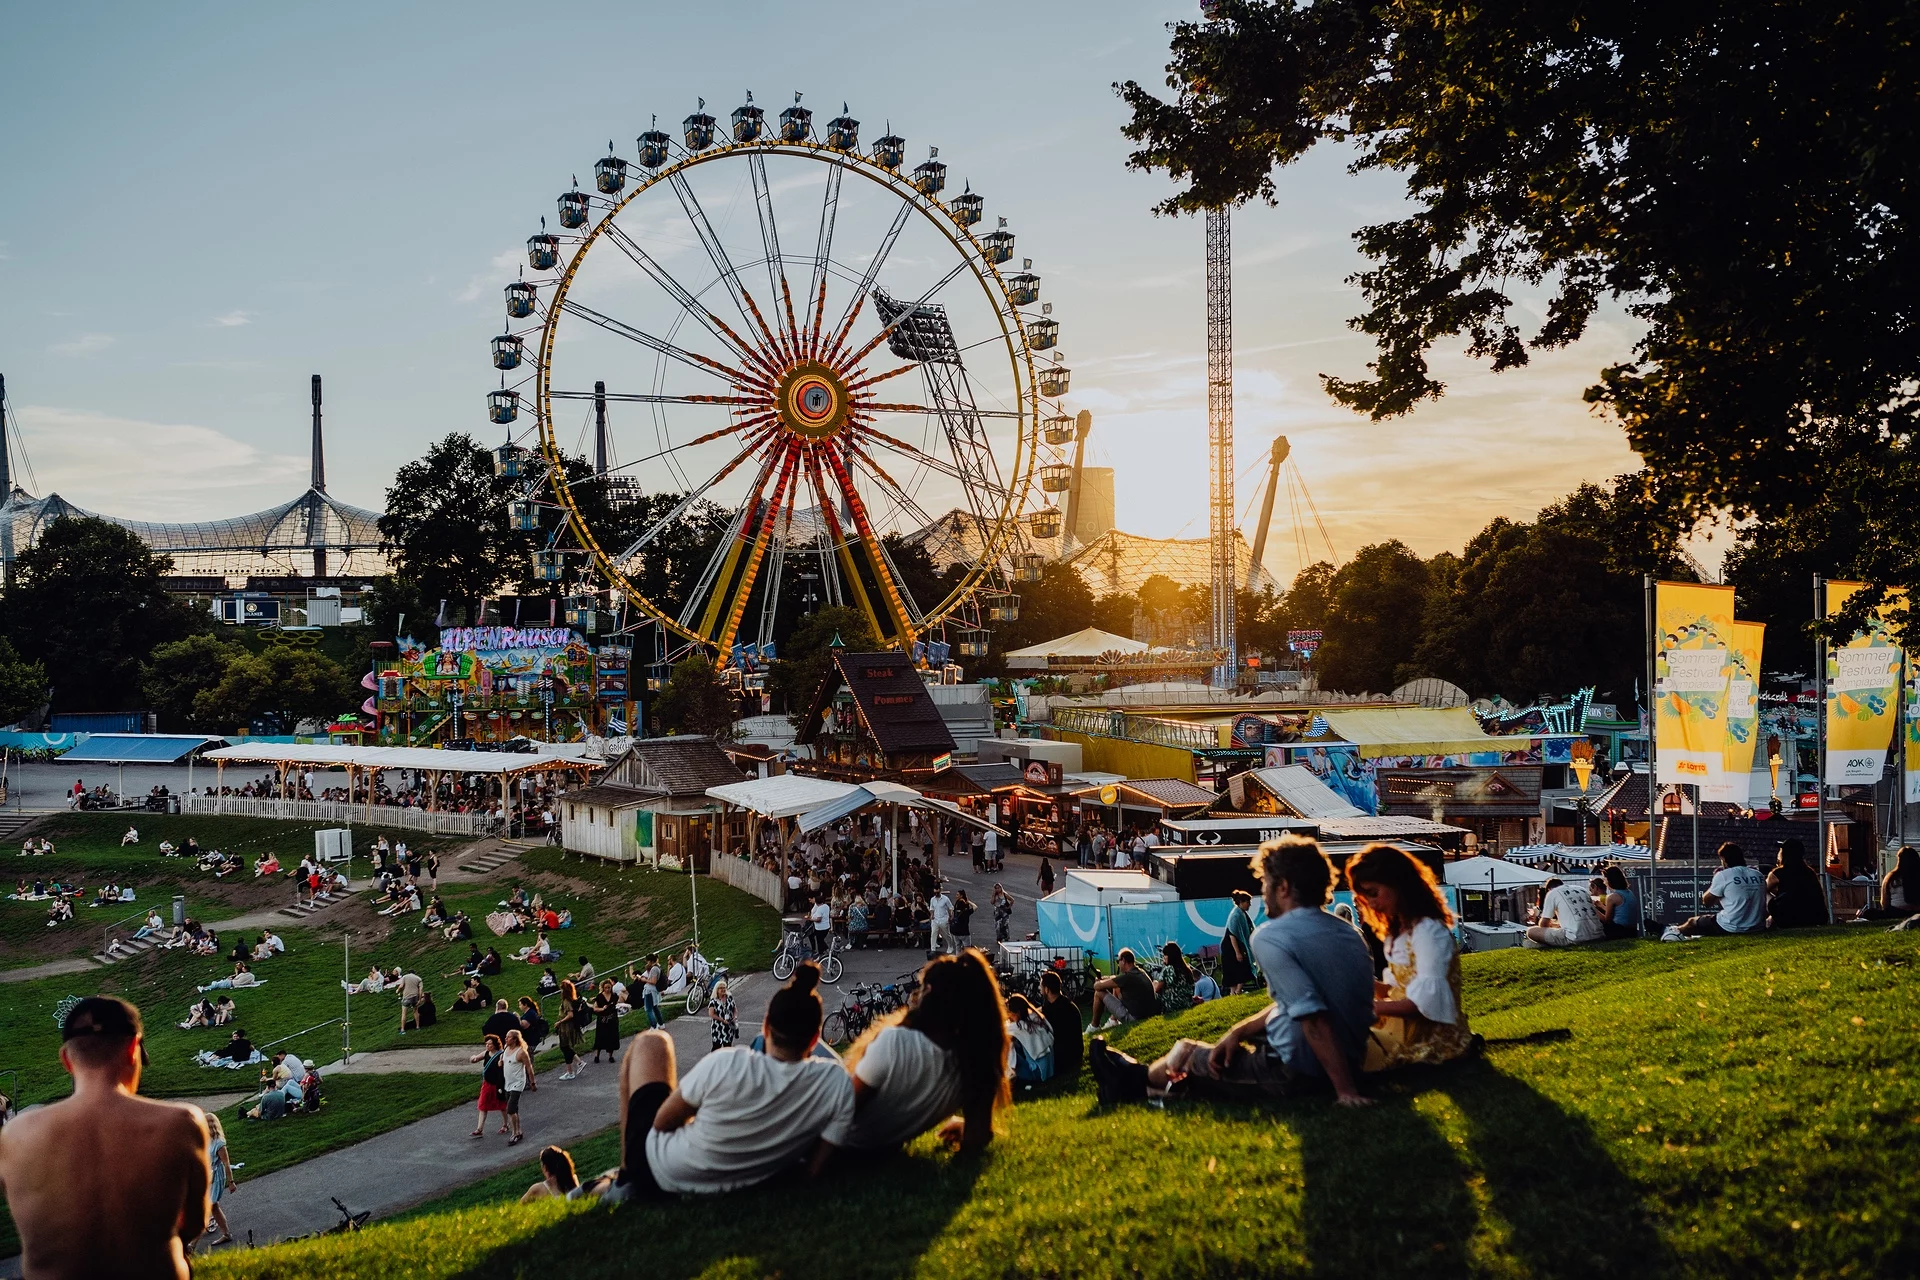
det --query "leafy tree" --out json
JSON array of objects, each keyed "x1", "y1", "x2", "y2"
[
  {"x1": 1119, "y1": 1, "x2": 1920, "y2": 641},
  {"x1": 143, "y1": 635, "x2": 242, "y2": 732},
  {"x1": 0, "y1": 516, "x2": 207, "y2": 712},
  {"x1": 1090, "y1": 592, "x2": 1137, "y2": 637},
  {"x1": 652, "y1": 654, "x2": 739, "y2": 740},
  {"x1": 1724, "y1": 496, "x2": 1866, "y2": 678},
  {"x1": 193, "y1": 648, "x2": 357, "y2": 734},
  {"x1": 379, "y1": 434, "x2": 528, "y2": 619},
  {"x1": 1315, "y1": 541, "x2": 1430, "y2": 694},
  {"x1": 767, "y1": 607, "x2": 876, "y2": 718},
  {"x1": 990, "y1": 563, "x2": 1095, "y2": 657},
  {"x1": 0, "y1": 638, "x2": 49, "y2": 727},
  {"x1": 360, "y1": 576, "x2": 429, "y2": 642}
]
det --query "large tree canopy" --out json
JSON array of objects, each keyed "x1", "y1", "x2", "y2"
[{"x1": 1120, "y1": 1, "x2": 1920, "y2": 637}]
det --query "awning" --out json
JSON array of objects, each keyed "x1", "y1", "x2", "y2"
[
  {"x1": 1243, "y1": 765, "x2": 1365, "y2": 818},
  {"x1": 1069, "y1": 777, "x2": 1219, "y2": 810},
  {"x1": 59, "y1": 734, "x2": 229, "y2": 764},
  {"x1": 201, "y1": 743, "x2": 594, "y2": 775},
  {"x1": 704, "y1": 774, "x2": 859, "y2": 819},
  {"x1": 795, "y1": 781, "x2": 1010, "y2": 836},
  {"x1": 1442, "y1": 854, "x2": 1557, "y2": 890},
  {"x1": 1312, "y1": 707, "x2": 1537, "y2": 759}
]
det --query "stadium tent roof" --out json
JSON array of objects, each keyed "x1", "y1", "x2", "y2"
[
  {"x1": 705, "y1": 774, "x2": 859, "y2": 819},
  {"x1": 1004, "y1": 627, "x2": 1151, "y2": 670},
  {"x1": 1310, "y1": 707, "x2": 1539, "y2": 759},
  {"x1": 59, "y1": 734, "x2": 229, "y2": 764},
  {"x1": 201, "y1": 743, "x2": 595, "y2": 773}
]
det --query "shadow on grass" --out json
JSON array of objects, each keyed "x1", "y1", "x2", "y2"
[
  {"x1": 443, "y1": 1153, "x2": 982, "y2": 1280},
  {"x1": 1289, "y1": 1060, "x2": 1667, "y2": 1279}
]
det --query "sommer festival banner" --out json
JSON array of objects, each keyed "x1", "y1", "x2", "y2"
[
  {"x1": 1905, "y1": 651, "x2": 1920, "y2": 804},
  {"x1": 1655, "y1": 582, "x2": 1736, "y2": 789},
  {"x1": 1823, "y1": 582, "x2": 1903, "y2": 786},
  {"x1": 1703, "y1": 620, "x2": 1766, "y2": 805}
]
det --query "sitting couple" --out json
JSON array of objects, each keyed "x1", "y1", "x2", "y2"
[
  {"x1": 604, "y1": 949, "x2": 1008, "y2": 1200},
  {"x1": 1100, "y1": 837, "x2": 1476, "y2": 1108}
]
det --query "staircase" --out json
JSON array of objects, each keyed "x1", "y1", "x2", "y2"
[
  {"x1": 0, "y1": 812, "x2": 39, "y2": 845},
  {"x1": 277, "y1": 890, "x2": 351, "y2": 921},
  {"x1": 89, "y1": 933, "x2": 159, "y2": 966},
  {"x1": 456, "y1": 846, "x2": 523, "y2": 876}
]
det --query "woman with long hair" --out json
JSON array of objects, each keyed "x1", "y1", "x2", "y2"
[
  {"x1": 555, "y1": 980, "x2": 588, "y2": 1080},
  {"x1": 590, "y1": 978, "x2": 621, "y2": 1063},
  {"x1": 470, "y1": 1033, "x2": 509, "y2": 1136},
  {"x1": 1153, "y1": 941, "x2": 1196, "y2": 1014},
  {"x1": 1344, "y1": 843, "x2": 1475, "y2": 1071},
  {"x1": 1867, "y1": 845, "x2": 1920, "y2": 920},
  {"x1": 205, "y1": 1112, "x2": 235, "y2": 1244},
  {"x1": 1766, "y1": 839, "x2": 1827, "y2": 929},
  {"x1": 840, "y1": 948, "x2": 1010, "y2": 1153},
  {"x1": 520, "y1": 1145, "x2": 579, "y2": 1202},
  {"x1": 1599, "y1": 864, "x2": 1639, "y2": 940}
]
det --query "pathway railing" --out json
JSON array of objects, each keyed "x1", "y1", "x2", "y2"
[{"x1": 181, "y1": 795, "x2": 493, "y2": 836}]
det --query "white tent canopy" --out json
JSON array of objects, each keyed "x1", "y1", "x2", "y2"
[
  {"x1": 1004, "y1": 626, "x2": 1153, "y2": 671},
  {"x1": 705, "y1": 774, "x2": 859, "y2": 819},
  {"x1": 200, "y1": 742, "x2": 596, "y2": 775},
  {"x1": 795, "y1": 781, "x2": 1008, "y2": 836},
  {"x1": 1442, "y1": 855, "x2": 1558, "y2": 890},
  {"x1": 1045, "y1": 869, "x2": 1180, "y2": 906}
]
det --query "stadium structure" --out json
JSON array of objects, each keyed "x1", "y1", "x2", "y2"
[{"x1": 0, "y1": 375, "x2": 389, "y2": 588}]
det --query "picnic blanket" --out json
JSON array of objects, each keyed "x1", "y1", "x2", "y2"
[
  {"x1": 485, "y1": 911, "x2": 524, "y2": 937},
  {"x1": 195, "y1": 1049, "x2": 266, "y2": 1069}
]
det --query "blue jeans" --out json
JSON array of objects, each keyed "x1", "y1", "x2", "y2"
[{"x1": 642, "y1": 992, "x2": 663, "y2": 1028}]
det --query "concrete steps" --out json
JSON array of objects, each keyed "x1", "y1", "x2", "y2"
[
  {"x1": 90, "y1": 934, "x2": 158, "y2": 966},
  {"x1": 455, "y1": 847, "x2": 522, "y2": 876},
  {"x1": 276, "y1": 891, "x2": 349, "y2": 921},
  {"x1": 0, "y1": 812, "x2": 39, "y2": 845}
]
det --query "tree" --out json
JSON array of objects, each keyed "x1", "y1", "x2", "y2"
[
  {"x1": 1120, "y1": 1, "x2": 1920, "y2": 641},
  {"x1": 991, "y1": 563, "x2": 1095, "y2": 658},
  {"x1": 0, "y1": 638, "x2": 49, "y2": 727},
  {"x1": 1315, "y1": 541, "x2": 1430, "y2": 694},
  {"x1": 379, "y1": 434, "x2": 530, "y2": 619},
  {"x1": 143, "y1": 635, "x2": 242, "y2": 732},
  {"x1": 766, "y1": 607, "x2": 877, "y2": 718},
  {"x1": 1090, "y1": 592, "x2": 1137, "y2": 637},
  {"x1": 0, "y1": 516, "x2": 207, "y2": 712},
  {"x1": 1273, "y1": 562, "x2": 1334, "y2": 638},
  {"x1": 652, "y1": 655, "x2": 739, "y2": 741},
  {"x1": 193, "y1": 648, "x2": 358, "y2": 734}
]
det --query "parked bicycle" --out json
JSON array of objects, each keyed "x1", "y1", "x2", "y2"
[
  {"x1": 682, "y1": 955, "x2": 730, "y2": 1016},
  {"x1": 282, "y1": 1196, "x2": 371, "y2": 1243},
  {"x1": 822, "y1": 982, "x2": 883, "y2": 1044},
  {"x1": 770, "y1": 930, "x2": 810, "y2": 981}
]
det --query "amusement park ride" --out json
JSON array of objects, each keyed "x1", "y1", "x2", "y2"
[{"x1": 486, "y1": 93, "x2": 1069, "y2": 687}]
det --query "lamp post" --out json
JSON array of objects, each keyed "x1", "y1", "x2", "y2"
[{"x1": 1767, "y1": 734, "x2": 1784, "y2": 817}]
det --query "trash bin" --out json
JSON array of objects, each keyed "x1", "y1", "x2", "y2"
[{"x1": 172, "y1": 894, "x2": 186, "y2": 926}]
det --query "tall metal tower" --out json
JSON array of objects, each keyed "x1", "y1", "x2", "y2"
[{"x1": 1206, "y1": 205, "x2": 1237, "y2": 687}]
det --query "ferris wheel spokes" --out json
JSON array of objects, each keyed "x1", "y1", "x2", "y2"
[
  {"x1": 597, "y1": 223, "x2": 784, "y2": 380},
  {"x1": 806, "y1": 163, "x2": 843, "y2": 358},
  {"x1": 826, "y1": 200, "x2": 914, "y2": 359},
  {"x1": 665, "y1": 171, "x2": 790, "y2": 365},
  {"x1": 558, "y1": 298, "x2": 747, "y2": 383},
  {"x1": 745, "y1": 153, "x2": 800, "y2": 354},
  {"x1": 839, "y1": 259, "x2": 974, "y2": 372}
]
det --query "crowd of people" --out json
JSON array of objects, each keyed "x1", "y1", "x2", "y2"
[{"x1": 197, "y1": 769, "x2": 570, "y2": 834}]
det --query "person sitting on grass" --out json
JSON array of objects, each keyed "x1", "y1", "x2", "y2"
[
  {"x1": 158, "y1": 839, "x2": 178, "y2": 856},
  {"x1": 1086, "y1": 949, "x2": 1159, "y2": 1030},
  {"x1": 840, "y1": 950, "x2": 1010, "y2": 1154},
  {"x1": 198, "y1": 962, "x2": 258, "y2": 994},
  {"x1": 1005, "y1": 993, "x2": 1056, "y2": 1083},
  {"x1": 217, "y1": 1028, "x2": 255, "y2": 1064},
  {"x1": 212, "y1": 996, "x2": 236, "y2": 1025},
  {"x1": 1138, "y1": 836, "x2": 1374, "y2": 1108},
  {"x1": 461, "y1": 943, "x2": 485, "y2": 976},
  {"x1": 92, "y1": 883, "x2": 120, "y2": 908},
  {"x1": 256, "y1": 930, "x2": 285, "y2": 957},
  {"x1": 1766, "y1": 839, "x2": 1827, "y2": 928},
  {"x1": 1598, "y1": 865, "x2": 1639, "y2": 940},
  {"x1": 1038, "y1": 969, "x2": 1083, "y2": 1082},
  {"x1": 452, "y1": 976, "x2": 493, "y2": 1012},
  {"x1": 1525, "y1": 876, "x2": 1607, "y2": 948},
  {"x1": 423, "y1": 897, "x2": 448, "y2": 928},
  {"x1": 229, "y1": 935, "x2": 253, "y2": 965},
  {"x1": 536, "y1": 966, "x2": 561, "y2": 998},
  {"x1": 478, "y1": 946, "x2": 503, "y2": 976},
  {"x1": 1667, "y1": 843, "x2": 1766, "y2": 940},
  {"x1": 521, "y1": 1145, "x2": 580, "y2": 1202},
  {"x1": 343, "y1": 965, "x2": 390, "y2": 995},
  {"x1": 603, "y1": 962, "x2": 854, "y2": 1200},
  {"x1": 1865, "y1": 845, "x2": 1920, "y2": 921},
  {"x1": 254, "y1": 852, "x2": 279, "y2": 877},
  {"x1": 179, "y1": 998, "x2": 218, "y2": 1030},
  {"x1": 1345, "y1": 843, "x2": 1478, "y2": 1071},
  {"x1": 0, "y1": 996, "x2": 213, "y2": 1279},
  {"x1": 418, "y1": 988, "x2": 438, "y2": 1028},
  {"x1": 1154, "y1": 942, "x2": 1197, "y2": 1015},
  {"x1": 45, "y1": 896, "x2": 73, "y2": 927},
  {"x1": 121, "y1": 827, "x2": 139, "y2": 847}
]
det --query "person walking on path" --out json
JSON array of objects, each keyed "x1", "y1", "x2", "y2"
[
  {"x1": 992, "y1": 884, "x2": 1014, "y2": 943},
  {"x1": 1037, "y1": 858, "x2": 1055, "y2": 897},
  {"x1": 556, "y1": 980, "x2": 588, "y2": 1080},
  {"x1": 1221, "y1": 889, "x2": 1256, "y2": 995},
  {"x1": 470, "y1": 1034, "x2": 509, "y2": 1137},
  {"x1": 205, "y1": 1112, "x2": 236, "y2": 1245},
  {"x1": 0, "y1": 996, "x2": 211, "y2": 1279},
  {"x1": 929, "y1": 886, "x2": 955, "y2": 957},
  {"x1": 591, "y1": 978, "x2": 622, "y2": 1063},
  {"x1": 501, "y1": 1028, "x2": 536, "y2": 1146},
  {"x1": 708, "y1": 978, "x2": 739, "y2": 1049}
]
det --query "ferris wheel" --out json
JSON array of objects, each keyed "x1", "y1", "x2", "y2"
[{"x1": 486, "y1": 94, "x2": 1074, "y2": 665}]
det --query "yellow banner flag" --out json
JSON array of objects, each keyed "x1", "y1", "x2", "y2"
[
  {"x1": 1824, "y1": 581, "x2": 1903, "y2": 785},
  {"x1": 1904, "y1": 651, "x2": 1919, "y2": 804},
  {"x1": 1655, "y1": 581, "x2": 1736, "y2": 788},
  {"x1": 1702, "y1": 620, "x2": 1765, "y2": 805}
]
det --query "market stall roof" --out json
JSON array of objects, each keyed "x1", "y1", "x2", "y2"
[
  {"x1": 795, "y1": 781, "x2": 1008, "y2": 836},
  {"x1": 705, "y1": 774, "x2": 858, "y2": 819},
  {"x1": 1443, "y1": 855, "x2": 1558, "y2": 890},
  {"x1": 1045, "y1": 869, "x2": 1181, "y2": 905},
  {"x1": 1309, "y1": 706, "x2": 1539, "y2": 759},
  {"x1": 1071, "y1": 777, "x2": 1220, "y2": 811},
  {"x1": 1315, "y1": 815, "x2": 1470, "y2": 842},
  {"x1": 200, "y1": 743, "x2": 594, "y2": 774},
  {"x1": 59, "y1": 734, "x2": 229, "y2": 764},
  {"x1": 1004, "y1": 626, "x2": 1150, "y2": 670},
  {"x1": 1504, "y1": 843, "x2": 1651, "y2": 866},
  {"x1": 1242, "y1": 765, "x2": 1365, "y2": 819}
]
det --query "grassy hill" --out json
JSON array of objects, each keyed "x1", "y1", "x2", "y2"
[{"x1": 193, "y1": 926, "x2": 1920, "y2": 1279}]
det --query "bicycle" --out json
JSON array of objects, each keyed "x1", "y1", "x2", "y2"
[
  {"x1": 283, "y1": 1196, "x2": 371, "y2": 1243},
  {"x1": 822, "y1": 981, "x2": 882, "y2": 1044},
  {"x1": 819, "y1": 933, "x2": 848, "y2": 985},
  {"x1": 770, "y1": 930, "x2": 809, "y2": 981},
  {"x1": 682, "y1": 956, "x2": 729, "y2": 1016}
]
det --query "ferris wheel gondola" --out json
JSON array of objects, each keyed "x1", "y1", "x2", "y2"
[{"x1": 487, "y1": 94, "x2": 1078, "y2": 666}]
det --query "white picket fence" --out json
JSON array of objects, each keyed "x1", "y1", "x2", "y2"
[{"x1": 708, "y1": 854, "x2": 785, "y2": 910}]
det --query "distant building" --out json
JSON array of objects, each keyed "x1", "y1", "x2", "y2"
[
  {"x1": 794, "y1": 648, "x2": 958, "y2": 782},
  {"x1": 560, "y1": 736, "x2": 748, "y2": 866}
]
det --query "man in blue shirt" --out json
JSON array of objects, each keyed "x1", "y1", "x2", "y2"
[{"x1": 1146, "y1": 836, "x2": 1374, "y2": 1106}]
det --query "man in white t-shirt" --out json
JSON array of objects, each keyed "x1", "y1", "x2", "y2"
[
  {"x1": 1672, "y1": 843, "x2": 1767, "y2": 937},
  {"x1": 1525, "y1": 878, "x2": 1607, "y2": 948},
  {"x1": 928, "y1": 888, "x2": 954, "y2": 957},
  {"x1": 808, "y1": 897, "x2": 833, "y2": 957},
  {"x1": 610, "y1": 973, "x2": 852, "y2": 1198}
]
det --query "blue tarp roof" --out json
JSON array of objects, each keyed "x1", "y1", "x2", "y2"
[{"x1": 58, "y1": 734, "x2": 229, "y2": 764}]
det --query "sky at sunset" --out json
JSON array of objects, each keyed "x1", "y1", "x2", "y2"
[{"x1": 1, "y1": 1, "x2": 1649, "y2": 589}]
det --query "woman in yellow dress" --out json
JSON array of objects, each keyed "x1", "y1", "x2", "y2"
[{"x1": 1345, "y1": 843, "x2": 1477, "y2": 1071}]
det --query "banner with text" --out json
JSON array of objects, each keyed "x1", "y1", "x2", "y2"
[
  {"x1": 1905, "y1": 652, "x2": 1920, "y2": 803},
  {"x1": 1702, "y1": 620, "x2": 1766, "y2": 805},
  {"x1": 1655, "y1": 582, "x2": 1736, "y2": 788},
  {"x1": 1824, "y1": 581, "x2": 1903, "y2": 786}
]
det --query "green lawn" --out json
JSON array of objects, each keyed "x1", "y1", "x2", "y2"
[{"x1": 194, "y1": 927, "x2": 1920, "y2": 1279}]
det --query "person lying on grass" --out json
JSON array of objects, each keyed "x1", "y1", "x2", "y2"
[
  {"x1": 1345, "y1": 843, "x2": 1479, "y2": 1072},
  {"x1": 601, "y1": 961, "x2": 853, "y2": 1200},
  {"x1": 839, "y1": 949, "x2": 1009, "y2": 1154},
  {"x1": 521, "y1": 1145, "x2": 579, "y2": 1202},
  {"x1": 1141, "y1": 835, "x2": 1375, "y2": 1108}
]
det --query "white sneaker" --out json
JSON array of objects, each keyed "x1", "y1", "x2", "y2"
[{"x1": 1660, "y1": 926, "x2": 1687, "y2": 943}]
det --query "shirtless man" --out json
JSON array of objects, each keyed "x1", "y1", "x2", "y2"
[{"x1": 0, "y1": 997, "x2": 211, "y2": 1278}]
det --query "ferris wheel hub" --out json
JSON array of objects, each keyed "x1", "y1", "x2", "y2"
[{"x1": 774, "y1": 360, "x2": 853, "y2": 440}]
